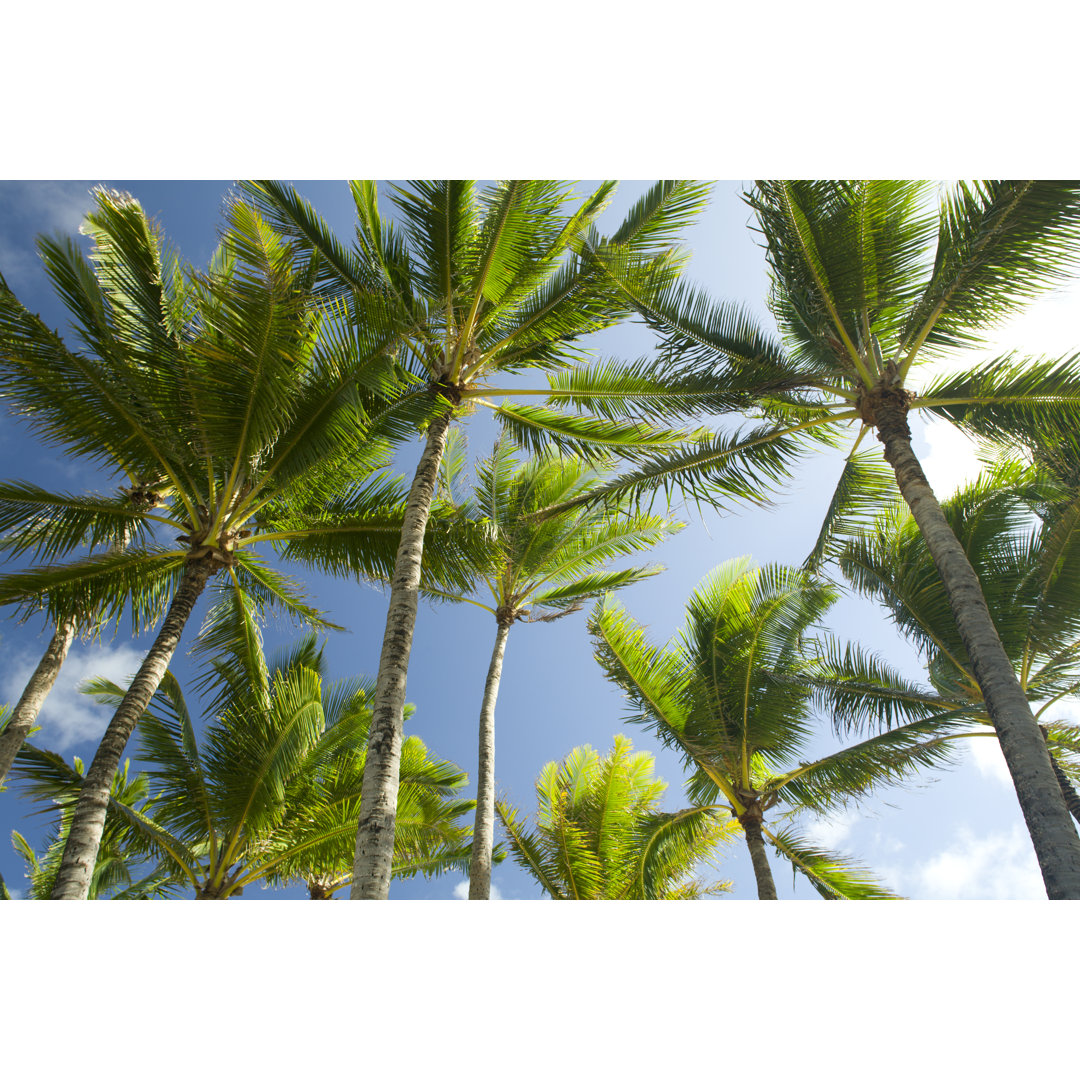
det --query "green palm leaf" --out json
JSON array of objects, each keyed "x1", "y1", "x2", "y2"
[{"x1": 765, "y1": 824, "x2": 900, "y2": 900}]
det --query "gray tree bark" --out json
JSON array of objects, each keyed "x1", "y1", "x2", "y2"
[
  {"x1": 51, "y1": 559, "x2": 214, "y2": 900},
  {"x1": 740, "y1": 812, "x2": 778, "y2": 900},
  {"x1": 875, "y1": 393, "x2": 1080, "y2": 899},
  {"x1": 351, "y1": 405, "x2": 455, "y2": 899},
  {"x1": 1050, "y1": 756, "x2": 1080, "y2": 827},
  {"x1": 0, "y1": 617, "x2": 76, "y2": 788},
  {"x1": 1042, "y1": 729, "x2": 1080, "y2": 827},
  {"x1": 468, "y1": 616, "x2": 512, "y2": 900}
]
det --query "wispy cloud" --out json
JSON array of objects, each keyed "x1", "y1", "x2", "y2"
[
  {"x1": 0, "y1": 639, "x2": 144, "y2": 751},
  {"x1": 452, "y1": 879, "x2": 503, "y2": 900},
  {"x1": 0, "y1": 181, "x2": 96, "y2": 288},
  {"x1": 802, "y1": 807, "x2": 860, "y2": 850},
  {"x1": 0, "y1": 180, "x2": 95, "y2": 234},
  {"x1": 909, "y1": 824, "x2": 1044, "y2": 900}
]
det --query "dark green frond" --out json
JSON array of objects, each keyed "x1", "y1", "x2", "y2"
[
  {"x1": 0, "y1": 548, "x2": 185, "y2": 630},
  {"x1": 0, "y1": 482, "x2": 160, "y2": 562}
]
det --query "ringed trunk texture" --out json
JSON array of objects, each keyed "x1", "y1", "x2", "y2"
[
  {"x1": 468, "y1": 617, "x2": 512, "y2": 900},
  {"x1": 0, "y1": 617, "x2": 76, "y2": 787},
  {"x1": 741, "y1": 814, "x2": 777, "y2": 900},
  {"x1": 351, "y1": 405, "x2": 454, "y2": 900},
  {"x1": 51, "y1": 560, "x2": 213, "y2": 900},
  {"x1": 875, "y1": 395, "x2": 1080, "y2": 899}
]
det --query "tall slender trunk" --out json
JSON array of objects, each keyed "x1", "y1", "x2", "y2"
[
  {"x1": 468, "y1": 616, "x2": 512, "y2": 900},
  {"x1": 51, "y1": 559, "x2": 214, "y2": 900},
  {"x1": 0, "y1": 617, "x2": 76, "y2": 788},
  {"x1": 740, "y1": 812, "x2": 777, "y2": 900},
  {"x1": 352, "y1": 404, "x2": 454, "y2": 900},
  {"x1": 875, "y1": 393, "x2": 1080, "y2": 899}
]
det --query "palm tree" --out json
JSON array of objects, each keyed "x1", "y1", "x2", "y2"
[
  {"x1": 269, "y1": 729, "x2": 481, "y2": 900},
  {"x1": 240, "y1": 179, "x2": 716, "y2": 898},
  {"x1": 7, "y1": 752, "x2": 183, "y2": 899},
  {"x1": 577, "y1": 181, "x2": 1080, "y2": 897},
  {"x1": 0, "y1": 482, "x2": 163, "y2": 789},
  {"x1": 0, "y1": 189, "x2": 422, "y2": 898},
  {"x1": 830, "y1": 464, "x2": 1080, "y2": 817},
  {"x1": 591, "y1": 559, "x2": 968, "y2": 898},
  {"x1": 0, "y1": 617, "x2": 75, "y2": 788},
  {"x1": 68, "y1": 589, "x2": 476, "y2": 899},
  {"x1": 425, "y1": 434, "x2": 682, "y2": 898},
  {"x1": 496, "y1": 734, "x2": 736, "y2": 899}
]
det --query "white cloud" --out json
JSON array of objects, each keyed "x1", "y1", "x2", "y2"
[
  {"x1": 802, "y1": 807, "x2": 860, "y2": 850},
  {"x1": 912, "y1": 824, "x2": 1044, "y2": 900},
  {"x1": 0, "y1": 180, "x2": 94, "y2": 235},
  {"x1": 1036, "y1": 698, "x2": 1080, "y2": 727},
  {"x1": 452, "y1": 878, "x2": 503, "y2": 900},
  {"x1": 0, "y1": 639, "x2": 145, "y2": 752},
  {"x1": 917, "y1": 414, "x2": 983, "y2": 500},
  {"x1": 965, "y1": 733, "x2": 1013, "y2": 787},
  {"x1": 0, "y1": 181, "x2": 96, "y2": 288}
]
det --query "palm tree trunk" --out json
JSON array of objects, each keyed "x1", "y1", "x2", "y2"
[
  {"x1": 351, "y1": 404, "x2": 455, "y2": 900},
  {"x1": 1042, "y1": 729, "x2": 1080, "y2": 826},
  {"x1": 1050, "y1": 756, "x2": 1080, "y2": 826},
  {"x1": 50, "y1": 559, "x2": 215, "y2": 900},
  {"x1": 0, "y1": 616, "x2": 76, "y2": 788},
  {"x1": 468, "y1": 616, "x2": 512, "y2": 900},
  {"x1": 741, "y1": 814, "x2": 777, "y2": 900},
  {"x1": 875, "y1": 393, "x2": 1080, "y2": 899}
]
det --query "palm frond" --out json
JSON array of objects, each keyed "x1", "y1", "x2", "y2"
[
  {"x1": 0, "y1": 482, "x2": 160, "y2": 562},
  {"x1": 802, "y1": 445, "x2": 896, "y2": 570},
  {"x1": 902, "y1": 181, "x2": 1080, "y2": 357},
  {"x1": 0, "y1": 548, "x2": 185, "y2": 630},
  {"x1": 765, "y1": 824, "x2": 900, "y2": 899}
]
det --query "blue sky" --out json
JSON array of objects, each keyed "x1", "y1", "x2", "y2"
[{"x1": 1, "y1": 179, "x2": 1076, "y2": 901}]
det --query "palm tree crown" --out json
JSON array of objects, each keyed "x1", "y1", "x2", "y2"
[
  {"x1": 0, "y1": 188, "x2": 423, "y2": 898},
  {"x1": 65, "y1": 588, "x2": 475, "y2": 899},
  {"x1": 239, "y1": 179, "x2": 717, "y2": 898},
  {"x1": 575, "y1": 180, "x2": 1080, "y2": 898},
  {"x1": 427, "y1": 434, "x2": 682, "y2": 897},
  {"x1": 497, "y1": 735, "x2": 736, "y2": 899},
  {"x1": 591, "y1": 559, "x2": 963, "y2": 898}
]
